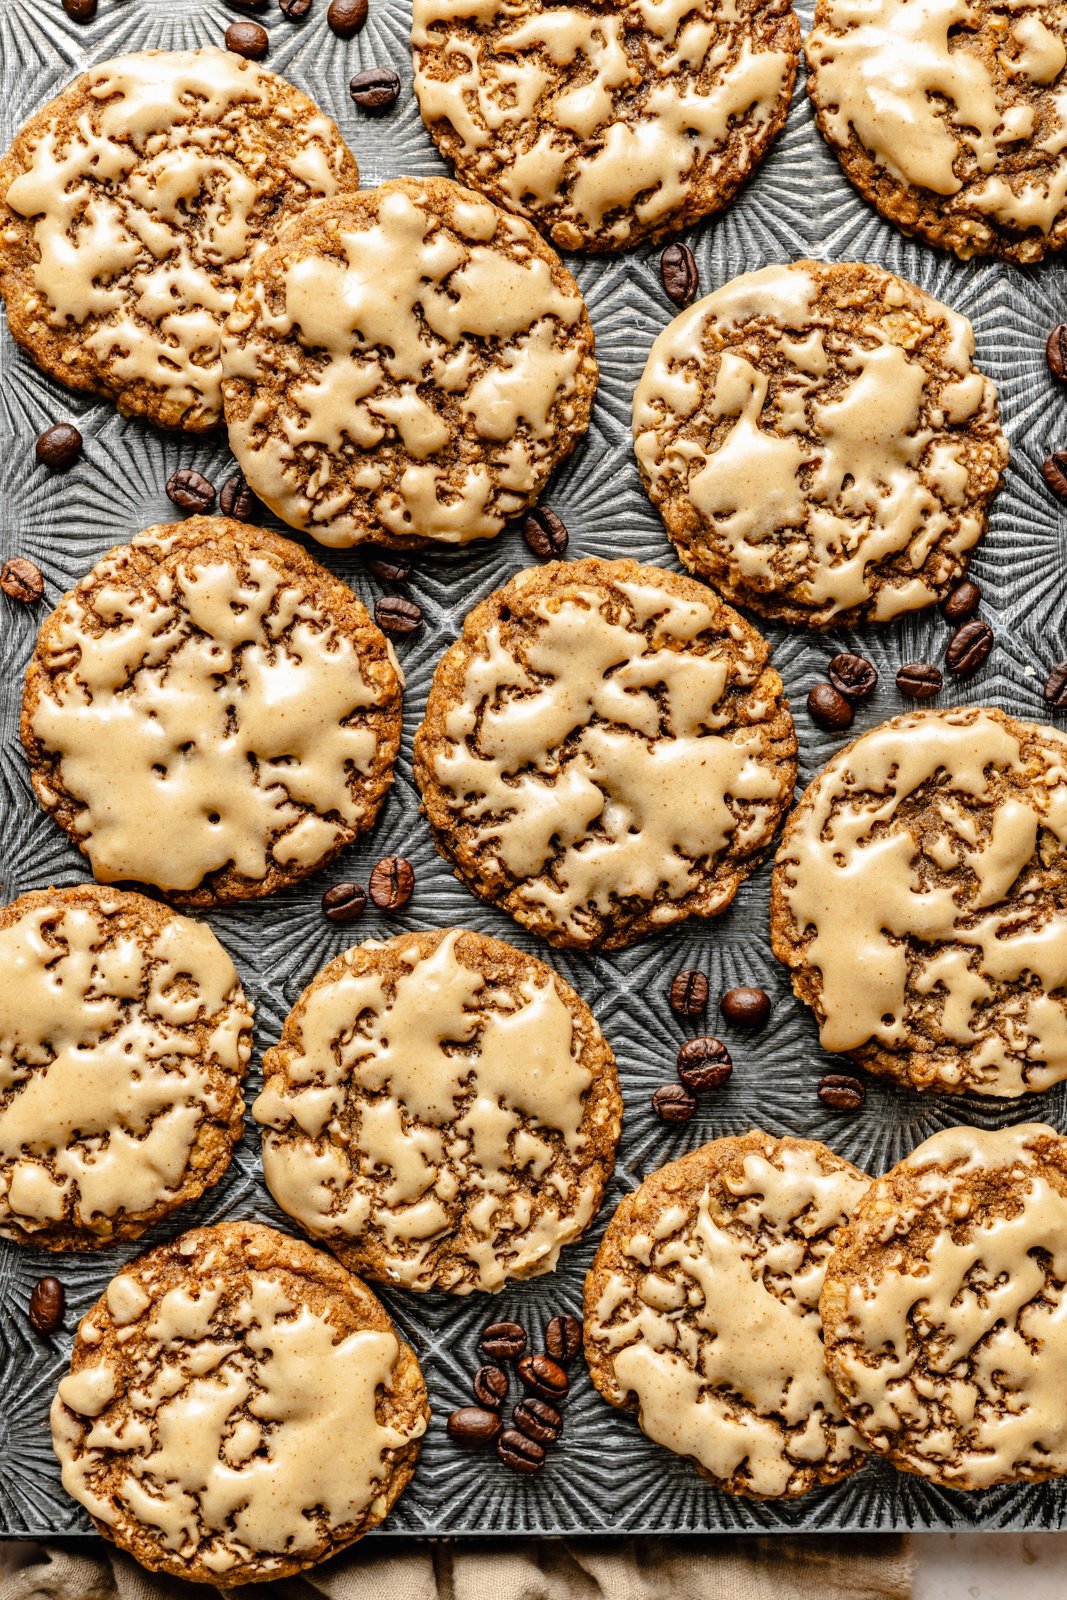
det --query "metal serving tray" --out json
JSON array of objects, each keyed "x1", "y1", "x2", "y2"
[{"x1": 2, "y1": 0, "x2": 1066, "y2": 1543}]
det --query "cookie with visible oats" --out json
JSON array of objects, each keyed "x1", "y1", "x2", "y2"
[
  {"x1": 634, "y1": 261, "x2": 1008, "y2": 628},
  {"x1": 22, "y1": 516, "x2": 401, "y2": 906},
  {"x1": 255, "y1": 927, "x2": 623, "y2": 1293},
  {"x1": 821, "y1": 1123, "x2": 1067, "y2": 1489},
  {"x1": 584, "y1": 1130, "x2": 871, "y2": 1498},
  {"x1": 413, "y1": 557, "x2": 797, "y2": 950},
  {"x1": 221, "y1": 175, "x2": 597, "y2": 550},
  {"x1": 51, "y1": 1221, "x2": 428, "y2": 1587},
  {"x1": 771, "y1": 706, "x2": 1067, "y2": 1096},
  {"x1": 0, "y1": 47, "x2": 358, "y2": 430}
]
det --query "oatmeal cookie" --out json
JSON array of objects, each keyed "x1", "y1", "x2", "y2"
[
  {"x1": 0, "y1": 47, "x2": 358, "y2": 430},
  {"x1": 771, "y1": 707, "x2": 1067, "y2": 1096},
  {"x1": 633, "y1": 261, "x2": 1007, "y2": 628},
  {"x1": 584, "y1": 1130, "x2": 871, "y2": 1497},
  {"x1": 22, "y1": 517, "x2": 402, "y2": 906},
  {"x1": 51, "y1": 1221, "x2": 428, "y2": 1586},
  {"x1": 411, "y1": 0, "x2": 799, "y2": 253},
  {"x1": 255, "y1": 927, "x2": 623, "y2": 1293},
  {"x1": 413, "y1": 558, "x2": 797, "y2": 950}
]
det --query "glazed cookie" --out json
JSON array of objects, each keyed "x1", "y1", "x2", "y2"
[
  {"x1": 771, "y1": 707, "x2": 1067, "y2": 1096},
  {"x1": 221, "y1": 176, "x2": 597, "y2": 549},
  {"x1": 22, "y1": 517, "x2": 402, "y2": 905},
  {"x1": 0, "y1": 48, "x2": 358, "y2": 429},
  {"x1": 584, "y1": 1131, "x2": 870, "y2": 1498},
  {"x1": 634, "y1": 262, "x2": 1008, "y2": 628},
  {"x1": 411, "y1": 0, "x2": 799, "y2": 252},
  {"x1": 806, "y1": 0, "x2": 1067, "y2": 261},
  {"x1": 255, "y1": 928, "x2": 623, "y2": 1293},
  {"x1": 413, "y1": 558, "x2": 797, "y2": 950},
  {"x1": 821, "y1": 1124, "x2": 1067, "y2": 1489},
  {"x1": 51, "y1": 1221, "x2": 428, "y2": 1585},
  {"x1": 0, "y1": 885, "x2": 251, "y2": 1250}
]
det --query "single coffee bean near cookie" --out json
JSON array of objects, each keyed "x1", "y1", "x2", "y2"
[
  {"x1": 226, "y1": 20, "x2": 269, "y2": 55},
  {"x1": 62, "y1": 0, "x2": 96, "y2": 18},
  {"x1": 514, "y1": 1398, "x2": 563, "y2": 1444},
  {"x1": 720, "y1": 986, "x2": 771, "y2": 1028},
  {"x1": 481, "y1": 1322, "x2": 526, "y2": 1361},
  {"x1": 1043, "y1": 452, "x2": 1067, "y2": 499},
  {"x1": 808, "y1": 683, "x2": 855, "y2": 731},
  {"x1": 473, "y1": 1365, "x2": 509, "y2": 1407},
  {"x1": 941, "y1": 580, "x2": 981, "y2": 622},
  {"x1": 350, "y1": 66, "x2": 401, "y2": 109},
  {"x1": 28, "y1": 1276, "x2": 64, "y2": 1335},
  {"x1": 517, "y1": 1353, "x2": 569, "y2": 1403},
  {"x1": 447, "y1": 1406, "x2": 502, "y2": 1445},
  {"x1": 652, "y1": 1082, "x2": 697, "y2": 1122},
  {"x1": 523, "y1": 506, "x2": 569, "y2": 559},
  {"x1": 321, "y1": 881, "x2": 367, "y2": 923},
  {"x1": 817, "y1": 1073, "x2": 866, "y2": 1111},
  {"x1": 1044, "y1": 661, "x2": 1067, "y2": 709},
  {"x1": 660, "y1": 242, "x2": 699, "y2": 306},
  {"x1": 280, "y1": 0, "x2": 313, "y2": 15},
  {"x1": 166, "y1": 468, "x2": 216, "y2": 512},
  {"x1": 1, "y1": 557, "x2": 44, "y2": 603},
  {"x1": 545, "y1": 1313, "x2": 582, "y2": 1366},
  {"x1": 677, "y1": 1037, "x2": 732, "y2": 1091},
  {"x1": 374, "y1": 595, "x2": 423, "y2": 635},
  {"x1": 945, "y1": 619, "x2": 993, "y2": 675},
  {"x1": 1048, "y1": 325, "x2": 1067, "y2": 381},
  {"x1": 366, "y1": 550, "x2": 412, "y2": 583},
  {"x1": 497, "y1": 1427, "x2": 545, "y2": 1473},
  {"x1": 36, "y1": 423, "x2": 82, "y2": 469},
  {"x1": 368, "y1": 855, "x2": 415, "y2": 909},
  {"x1": 219, "y1": 471, "x2": 257, "y2": 520},
  {"x1": 669, "y1": 967, "x2": 709, "y2": 1016},
  {"x1": 896, "y1": 662, "x2": 942, "y2": 699},
  {"x1": 828, "y1": 652, "x2": 877, "y2": 701},
  {"x1": 328, "y1": 0, "x2": 369, "y2": 33}
]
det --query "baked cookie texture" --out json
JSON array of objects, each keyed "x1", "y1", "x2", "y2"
[
  {"x1": 0, "y1": 47, "x2": 358, "y2": 430},
  {"x1": 806, "y1": 0, "x2": 1067, "y2": 261},
  {"x1": 221, "y1": 176, "x2": 597, "y2": 549},
  {"x1": 255, "y1": 927, "x2": 623, "y2": 1293},
  {"x1": 0, "y1": 884, "x2": 251, "y2": 1251},
  {"x1": 50, "y1": 1221, "x2": 428, "y2": 1586},
  {"x1": 634, "y1": 261, "x2": 1008, "y2": 628},
  {"x1": 22, "y1": 517, "x2": 402, "y2": 906},
  {"x1": 584, "y1": 1131, "x2": 870, "y2": 1498},
  {"x1": 413, "y1": 558, "x2": 797, "y2": 950},
  {"x1": 771, "y1": 707, "x2": 1067, "y2": 1097},
  {"x1": 410, "y1": 0, "x2": 799, "y2": 252},
  {"x1": 821, "y1": 1123, "x2": 1067, "y2": 1489}
]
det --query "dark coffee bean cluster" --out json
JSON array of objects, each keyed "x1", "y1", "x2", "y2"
[
  {"x1": 523, "y1": 505, "x2": 569, "y2": 559},
  {"x1": 659, "y1": 242, "x2": 699, "y2": 306},
  {"x1": 448, "y1": 1317, "x2": 579, "y2": 1472},
  {"x1": 652, "y1": 1033, "x2": 733, "y2": 1123},
  {"x1": 320, "y1": 856, "x2": 414, "y2": 922},
  {"x1": 29, "y1": 1276, "x2": 64, "y2": 1336}
]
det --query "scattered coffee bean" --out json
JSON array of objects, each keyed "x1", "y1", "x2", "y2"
[
  {"x1": 473, "y1": 1364, "x2": 509, "y2": 1407},
  {"x1": 226, "y1": 19, "x2": 269, "y2": 54},
  {"x1": 1, "y1": 557, "x2": 44, "y2": 604},
  {"x1": 720, "y1": 986, "x2": 771, "y2": 1029},
  {"x1": 280, "y1": 0, "x2": 313, "y2": 14},
  {"x1": 517, "y1": 1353, "x2": 569, "y2": 1403},
  {"x1": 827, "y1": 651, "x2": 877, "y2": 702},
  {"x1": 545, "y1": 1313, "x2": 582, "y2": 1366},
  {"x1": 1043, "y1": 451, "x2": 1067, "y2": 499},
  {"x1": 166, "y1": 468, "x2": 216, "y2": 512},
  {"x1": 497, "y1": 1427, "x2": 545, "y2": 1473},
  {"x1": 35, "y1": 422, "x2": 82, "y2": 469},
  {"x1": 62, "y1": 0, "x2": 96, "y2": 18},
  {"x1": 368, "y1": 854, "x2": 415, "y2": 910},
  {"x1": 219, "y1": 471, "x2": 257, "y2": 520},
  {"x1": 651, "y1": 1082, "x2": 697, "y2": 1122},
  {"x1": 523, "y1": 505, "x2": 568, "y2": 559},
  {"x1": 514, "y1": 1398, "x2": 563, "y2": 1445},
  {"x1": 941, "y1": 580, "x2": 981, "y2": 623},
  {"x1": 480, "y1": 1321, "x2": 527, "y2": 1361},
  {"x1": 817, "y1": 1073, "x2": 866, "y2": 1111},
  {"x1": 660, "y1": 241, "x2": 699, "y2": 306},
  {"x1": 896, "y1": 661, "x2": 942, "y2": 699},
  {"x1": 447, "y1": 1406, "x2": 502, "y2": 1445},
  {"x1": 807, "y1": 682, "x2": 855, "y2": 732},
  {"x1": 366, "y1": 549, "x2": 412, "y2": 583},
  {"x1": 350, "y1": 66, "x2": 401, "y2": 109},
  {"x1": 227, "y1": 0, "x2": 267, "y2": 8},
  {"x1": 1043, "y1": 660, "x2": 1067, "y2": 709},
  {"x1": 321, "y1": 881, "x2": 367, "y2": 923},
  {"x1": 1048, "y1": 324, "x2": 1067, "y2": 382},
  {"x1": 374, "y1": 595, "x2": 422, "y2": 635},
  {"x1": 328, "y1": 0, "x2": 369, "y2": 33},
  {"x1": 676, "y1": 1036, "x2": 732, "y2": 1092},
  {"x1": 945, "y1": 618, "x2": 994, "y2": 675},
  {"x1": 668, "y1": 967, "x2": 708, "y2": 1017},
  {"x1": 28, "y1": 1276, "x2": 64, "y2": 1336}
]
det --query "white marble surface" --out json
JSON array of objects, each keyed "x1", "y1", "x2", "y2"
[{"x1": 912, "y1": 1534, "x2": 1067, "y2": 1598}]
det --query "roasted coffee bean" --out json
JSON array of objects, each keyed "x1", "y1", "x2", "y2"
[
  {"x1": 896, "y1": 661, "x2": 942, "y2": 699},
  {"x1": 328, "y1": 0, "x2": 369, "y2": 33},
  {"x1": 368, "y1": 854, "x2": 415, "y2": 910},
  {"x1": 321, "y1": 881, "x2": 367, "y2": 923},
  {"x1": 807, "y1": 682, "x2": 855, "y2": 731},
  {"x1": 660, "y1": 241, "x2": 699, "y2": 306},
  {"x1": 668, "y1": 967, "x2": 708, "y2": 1017},
  {"x1": 523, "y1": 505, "x2": 568, "y2": 559},
  {"x1": 1048, "y1": 324, "x2": 1067, "y2": 381},
  {"x1": 941, "y1": 580, "x2": 981, "y2": 622},
  {"x1": 481, "y1": 1321, "x2": 527, "y2": 1361},
  {"x1": 1043, "y1": 451, "x2": 1067, "y2": 499},
  {"x1": 545, "y1": 1312, "x2": 582, "y2": 1366},
  {"x1": 63, "y1": 0, "x2": 96, "y2": 18},
  {"x1": 473, "y1": 1364, "x2": 509, "y2": 1407},
  {"x1": 817, "y1": 1073, "x2": 866, "y2": 1111},
  {"x1": 35, "y1": 422, "x2": 82, "y2": 469},
  {"x1": 166, "y1": 468, "x2": 216, "y2": 512},
  {"x1": 227, "y1": 0, "x2": 267, "y2": 8},
  {"x1": 280, "y1": 0, "x2": 313, "y2": 13},
  {"x1": 219, "y1": 471, "x2": 257, "y2": 520},
  {"x1": 497, "y1": 1427, "x2": 544, "y2": 1473},
  {"x1": 514, "y1": 1397, "x2": 563, "y2": 1445},
  {"x1": 651, "y1": 1082, "x2": 697, "y2": 1123},
  {"x1": 375, "y1": 595, "x2": 422, "y2": 635},
  {"x1": 720, "y1": 986, "x2": 771, "y2": 1028},
  {"x1": 827, "y1": 651, "x2": 877, "y2": 702},
  {"x1": 366, "y1": 549, "x2": 412, "y2": 583},
  {"x1": 517, "y1": 1353, "x2": 569, "y2": 1402},
  {"x1": 447, "y1": 1406, "x2": 502, "y2": 1445},
  {"x1": 1044, "y1": 660, "x2": 1067, "y2": 709},
  {"x1": 28, "y1": 1276, "x2": 64, "y2": 1336},
  {"x1": 676, "y1": 1036, "x2": 732, "y2": 1092},
  {"x1": 945, "y1": 619, "x2": 994, "y2": 675},
  {"x1": 226, "y1": 19, "x2": 269, "y2": 54},
  {"x1": 1, "y1": 558, "x2": 44, "y2": 604},
  {"x1": 350, "y1": 66, "x2": 401, "y2": 109}
]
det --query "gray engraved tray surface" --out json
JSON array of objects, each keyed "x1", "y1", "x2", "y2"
[{"x1": 1, "y1": 0, "x2": 1066, "y2": 1545}]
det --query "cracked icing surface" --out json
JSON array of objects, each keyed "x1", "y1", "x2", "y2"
[
  {"x1": 584, "y1": 1131, "x2": 871, "y2": 1498},
  {"x1": 806, "y1": 0, "x2": 1067, "y2": 261},
  {"x1": 0, "y1": 885, "x2": 251, "y2": 1251},
  {"x1": 221, "y1": 176, "x2": 597, "y2": 550},
  {"x1": 633, "y1": 261, "x2": 1008, "y2": 628},
  {"x1": 821, "y1": 1124, "x2": 1067, "y2": 1489},
  {"x1": 771, "y1": 707, "x2": 1067, "y2": 1096},
  {"x1": 255, "y1": 928, "x2": 622, "y2": 1293},
  {"x1": 0, "y1": 47, "x2": 358, "y2": 430},
  {"x1": 50, "y1": 1222, "x2": 428, "y2": 1586},
  {"x1": 411, "y1": 0, "x2": 799, "y2": 251},
  {"x1": 22, "y1": 517, "x2": 402, "y2": 906},
  {"x1": 413, "y1": 558, "x2": 797, "y2": 950}
]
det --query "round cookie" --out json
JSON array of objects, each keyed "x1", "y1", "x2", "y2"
[
  {"x1": 633, "y1": 261, "x2": 1008, "y2": 628},
  {"x1": 821, "y1": 1123, "x2": 1067, "y2": 1489},
  {"x1": 413, "y1": 558, "x2": 797, "y2": 950},
  {"x1": 0, "y1": 884, "x2": 251, "y2": 1251},
  {"x1": 584, "y1": 1130, "x2": 871, "y2": 1498},
  {"x1": 221, "y1": 176, "x2": 597, "y2": 549},
  {"x1": 806, "y1": 0, "x2": 1067, "y2": 261},
  {"x1": 22, "y1": 517, "x2": 402, "y2": 906},
  {"x1": 771, "y1": 707, "x2": 1067, "y2": 1097},
  {"x1": 50, "y1": 1221, "x2": 428, "y2": 1586},
  {"x1": 411, "y1": 0, "x2": 799, "y2": 253},
  {"x1": 255, "y1": 928, "x2": 623, "y2": 1293},
  {"x1": 0, "y1": 47, "x2": 358, "y2": 430}
]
